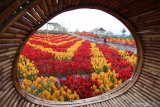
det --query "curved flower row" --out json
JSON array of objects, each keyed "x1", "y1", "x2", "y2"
[
  {"x1": 29, "y1": 36, "x2": 78, "y2": 46},
  {"x1": 44, "y1": 35, "x2": 76, "y2": 43},
  {"x1": 28, "y1": 38, "x2": 81, "y2": 52},
  {"x1": 27, "y1": 39, "x2": 84, "y2": 60},
  {"x1": 31, "y1": 34, "x2": 69, "y2": 41},
  {"x1": 29, "y1": 34, "x2": 69, "y2": 44}
]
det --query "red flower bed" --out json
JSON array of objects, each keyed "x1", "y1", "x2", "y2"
[
  {"x1": 33, "y1": 41, "x2": 92, "y2": 77},
  {"x1": 60, "y1": 75, "x2": 99, "y2": 99},
  {"x1": 21, "y1": 44, "x2": 54, "y2": 60}
]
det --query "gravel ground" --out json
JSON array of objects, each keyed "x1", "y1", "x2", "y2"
[{"x1": 70, "y1": 33, "x2": 137, "y2": 54}]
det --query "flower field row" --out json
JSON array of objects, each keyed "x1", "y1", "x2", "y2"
[
  {"x1": 75, "y1": 32, "x2": 136, "y2": 46},
  {"x1": 75, "y1": 32, "x2": 99, "y2": 38},
  {"x1": 107, "y1": 38, "x2": 136, "y2": 46},
  {"x1": 18, "y1": 33, "x2": 137, "y2": 101}
]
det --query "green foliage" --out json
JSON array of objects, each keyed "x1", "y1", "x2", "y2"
[
  {"x1": 108, "y1": 34, "x2": 134, "y2": 40},
  {"x1": 103, "y1": 66, "x2": 108, "y2": 72}
]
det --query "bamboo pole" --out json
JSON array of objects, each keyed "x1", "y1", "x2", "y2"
[
  {"x1": 39, "y1": 0, "x2": 49, "y2": 17},
  {"x1": 34, "y1": 5, "x2": 47, "y2": 20},
  {"x1": 0, "y1": 33, "x2": 26, "y2": 39},
  {"x1": 7, "y1": 27, "x2": 28, "y2": 35},
  {"x1": 45, "y1": 0, "x2": 54, "y2": 15},
  {"x1": 12, "y1": 22, "x2": 31, "y2": 31},
  {"x1": 17, "y1": 17, "x2": 34, "y2": 28}
]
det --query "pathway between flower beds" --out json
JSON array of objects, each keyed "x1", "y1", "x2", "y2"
[{"x1": 70, "y1": 33, "x2": 137, "y2": 54}]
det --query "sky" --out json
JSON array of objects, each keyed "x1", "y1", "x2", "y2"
[{"x1": 42, "y1": 9, "x2": 130, "y2": 35}]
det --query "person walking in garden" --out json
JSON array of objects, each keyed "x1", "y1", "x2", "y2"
[
  {"x1": 104, "y1": 37, "x2": 107, "y2": 43},
  {"x1": 104, "y1": 38, "x2": 106, "y2": 43}
]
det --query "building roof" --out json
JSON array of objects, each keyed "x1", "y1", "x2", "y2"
[{"x1": 90, "y1": 27, "x2": 106, "y2": 32}]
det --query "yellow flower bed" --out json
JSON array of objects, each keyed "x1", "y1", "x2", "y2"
[
  {"x1": 21, "y1": 76, "x2": 80, "y2": 101},
  {"x1": 91, "y1": 71, "x2": 122, "y2": 94},
  {"x1": 18, "y1": 55, "x2": 80, "y2": 101},
  {"x1": 91, "y1": 43, "x2": 111, "y2": 72},
  {"x1": 18, "y1": 55, "x2": 39, "y2": 80}
]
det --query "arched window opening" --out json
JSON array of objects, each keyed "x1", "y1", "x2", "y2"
[{"x1": 16, "y1": 9, "x2": 137, "y2": 102}]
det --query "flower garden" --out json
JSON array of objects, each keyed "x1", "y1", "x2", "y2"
[{"x1": 17, "y1": 33, "x2": 137, "y2": 102}]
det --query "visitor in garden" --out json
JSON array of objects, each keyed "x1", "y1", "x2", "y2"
[{"x1": 104, "y1": 37, "x2": 106, "y2": 43}]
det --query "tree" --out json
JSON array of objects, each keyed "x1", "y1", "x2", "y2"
[
  {"x1": 75, "y1": 29, "x2": 79, "y2": 33},
  {"x1": 121, "y1": 28, "x2": 127, "y2": 36}
]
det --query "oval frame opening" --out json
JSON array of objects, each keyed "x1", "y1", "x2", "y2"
[{"x1": 13, "y1": 6, "x2": 142, "y2": 106}]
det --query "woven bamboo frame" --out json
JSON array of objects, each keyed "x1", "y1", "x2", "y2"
[{"x1": 0, "y1": 0, "x2": 160, "y2": 107}]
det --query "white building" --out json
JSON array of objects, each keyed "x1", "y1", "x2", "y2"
[{"x1": 90, "y1": 27, "x2": 107, "y2": 35}]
